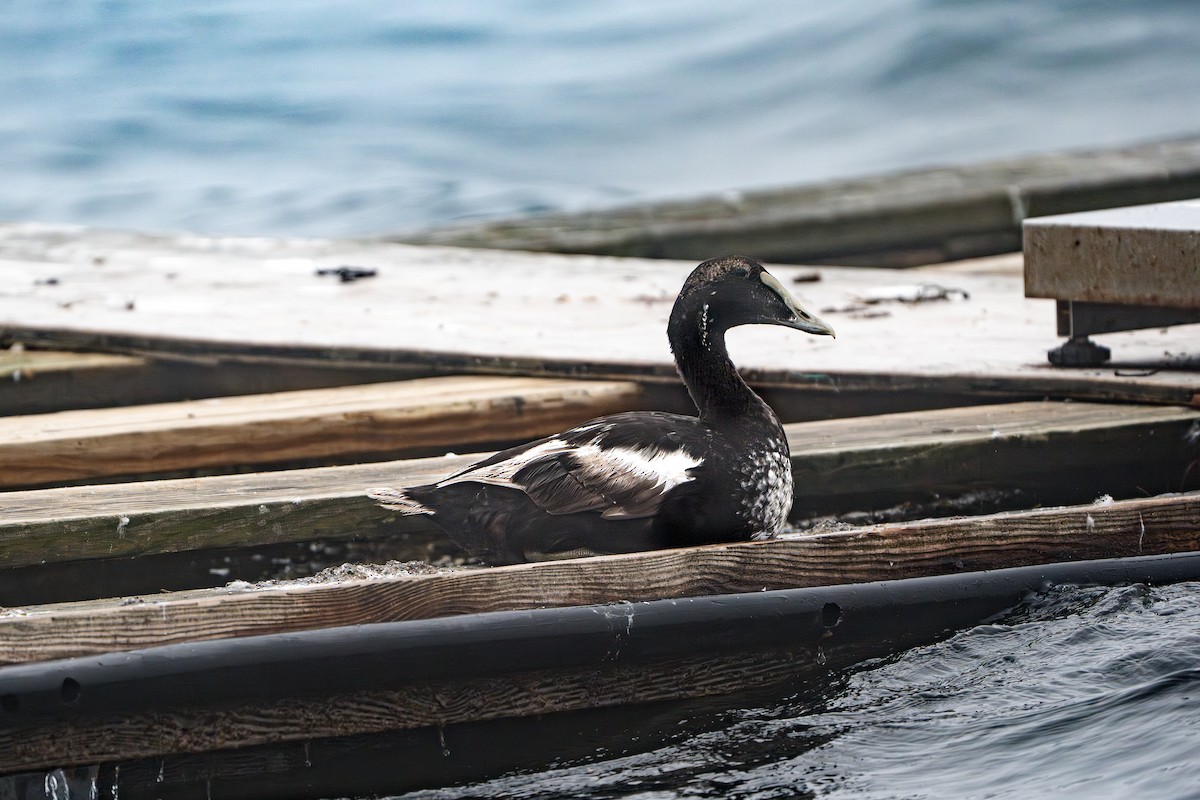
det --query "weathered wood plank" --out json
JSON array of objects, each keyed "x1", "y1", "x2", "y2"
[
  {"x1": 0, "y1": 456, "x2": 470, "y2": 569},
  {"x1": 2, "y1": 491, "x2": 1198, "y2": 665},
  {"x1": 0, "y1": 375, "x2": 641, "y2": 488},
  {"x1": 399, "y1": 136, "x2": 1200, "y2": 266},
  {"x1": 0, "y1": 400, "x2": 1194, "y2": 574},
  {"x1": 789, "y1": 400, "x2": 1200, "y2": 514},
  {"x1": 4, "y1": 226, "x2": 1200, "y2": 405}
]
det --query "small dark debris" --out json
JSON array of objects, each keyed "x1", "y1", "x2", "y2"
[
  {"x1": 858, "y1": 282, "x2": 970, "y2": 305},
  {"x1": 316, "y1": 265, "x2": 378, "y2": 283},
  {"x1": 34, "y1": 277, "x2": 59, "y2": 286},
  {"x1": 791, "y1": 270, "x2": 821, "y2": 283}
]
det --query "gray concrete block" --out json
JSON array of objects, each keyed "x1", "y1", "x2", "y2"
[{"x1": 1024, "y1": 199, "x2": 1200, "y2": 308}]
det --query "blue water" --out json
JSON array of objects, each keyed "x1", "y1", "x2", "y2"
[
  {"x1": 398, "y1": 582, "x2": 1200, "y2": 800},
  {"x1": 3, "y1": 1, "x2": 1200, "y2": 237}
]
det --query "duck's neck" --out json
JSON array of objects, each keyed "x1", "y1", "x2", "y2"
[{"x1": 668, "y1": 300, "x2": 772, "y2": 425}]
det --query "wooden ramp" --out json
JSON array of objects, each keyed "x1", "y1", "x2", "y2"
[{"x1": 3, "y1": 226, "x2": 1200, "y2": 405}]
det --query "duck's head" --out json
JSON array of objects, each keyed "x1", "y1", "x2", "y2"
[{"x1": 677, "y1": 255, "x2": 835, "y2": 338}]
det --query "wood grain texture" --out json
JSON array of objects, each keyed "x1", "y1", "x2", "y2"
[
  {"x1": 0, "y1": 648, "x2": 807, "y2": 773},
  {"x1": 0, "y1": 375, "x2": 640, "y2": 488},
  {"x1": 1, "y1": 400, "x2": 1195, "y2": 572},
  {"x1": 3, "y1": 492, "x2": 1198, "y2": 665},
  {"x1": 789, "y1": 400, "x2": 1200, "y2": 510},
  {"x1": 3, "y1": 224, "x2": 1200, "y2": 404}
]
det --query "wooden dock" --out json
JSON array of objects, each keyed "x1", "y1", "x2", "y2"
[
  {"x1": 4, "y1": 226, "x2": 1200, "y2": 406},
  {"x1": 1, "y1": 209, "x2": 1200, "y2": 796}
]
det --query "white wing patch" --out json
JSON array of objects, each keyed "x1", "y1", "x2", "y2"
[
  {"x1": 574, "y1": 444, "x2": 699, "y2": 491},
  {"x1": 575, "y1": 444, "x2": 702, "y2": 519},
  {"x1": 436, "y1": 434, "x2": 701, "y2": 519}
]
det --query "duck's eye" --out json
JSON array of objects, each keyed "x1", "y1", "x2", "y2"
[{"x1": 731, "y1": 267, "x2": 750, "y2": 279}]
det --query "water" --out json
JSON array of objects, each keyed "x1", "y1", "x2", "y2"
[
  {"x1": 3, "y1": 1, "x2": 1200, "y2": 238},
  {"x1": 396, "y1": 582, "x2": 1200, "y2": 800}
]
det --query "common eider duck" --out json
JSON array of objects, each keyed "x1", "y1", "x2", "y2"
[{"x1": 369, "y1": 255, "x2": 835, "y2": 564}]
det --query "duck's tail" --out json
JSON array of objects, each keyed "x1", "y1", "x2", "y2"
[{"x1": 367, "y1": 486, "x2": 435, "y2": 516}]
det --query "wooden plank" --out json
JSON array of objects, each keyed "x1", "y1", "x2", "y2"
[
  {"x1": 4, "y1": 225, "x2": 1200, "y2": 406},
  {"x1": 788, "y1": 400, "x2": 1200, "y2": 514},
  {"x1": 0, "y1": 456, "x2": 471, "y2": 570},
  {"x1": 2, "y1": 491, "x2": 1198, "y2": 666},
  {"x1": 0, "y1": 400, "x2": 1195, "y2": 574},
  {"x1": 1025, "y1": 199, "x2": 1200, "y2": 307},
  {"x1": 0, "y1": 375, "x2": 641, "y2": 488},
  {"x1": 398, "y1": 136, "x2": 1200, "y2": 267}
]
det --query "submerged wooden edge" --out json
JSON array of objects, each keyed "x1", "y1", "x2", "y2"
[
  {"x1": 0, "y1": 649, "x2": 811, "y2": 775},
  {"x1": 0, "y1": 400, "x2": 1196, "y2": 572},
  {"x1": 2, "y1": 491, "x2": 1198, "y2": 665}
]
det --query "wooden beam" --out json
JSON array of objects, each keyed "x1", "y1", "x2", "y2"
[
  {"x1": 0, "y1": 375, "x2": 641, "y2": 488},
  {"x1": 788, "y1": 399, "x2": 1200, "y2": 514},
  {"x1": 0, "y1": 400, "x2": 1195, "y2": 575},
  {"x1": 2, "y1": 491, "x2": 1198, "y2": 666}
]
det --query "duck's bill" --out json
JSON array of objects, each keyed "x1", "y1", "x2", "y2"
[
  {"x1": 783, "y1": 312, "x2": 836, "y2": 338},
  {"x1": 760, "y1": 271, "x2": 837, "y2": 338}
]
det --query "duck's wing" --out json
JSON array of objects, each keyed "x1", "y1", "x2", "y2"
[{"x1": 437, "y1": 412, "x2": 706, "y2": 520}]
